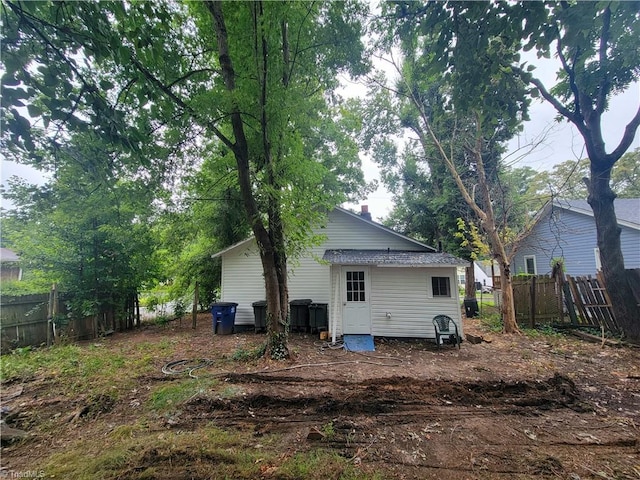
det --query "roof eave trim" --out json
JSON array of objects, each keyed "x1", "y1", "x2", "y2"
[{"x1": 211, "y1": 237, "x2": 254, "y2": 259}]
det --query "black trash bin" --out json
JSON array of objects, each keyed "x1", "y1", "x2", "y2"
[
  {"x1": 211, "y1": 302, "x2": 238, "y2": 334},
  {"x1": 252, "y1": 300, "x2": 267, "y2": 332},
  {"x1": 289, "y1": 299, "x2": 312, "y2": 332},
  {"x1": 308, "y1": 303, "x2": 328, "y2": 333},
  {"x1": 463, "y1": 298, "x2": 479, "y2": 318}
]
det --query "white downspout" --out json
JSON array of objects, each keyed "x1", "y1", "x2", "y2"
[{"x1": 331, "y1": 269, "x2": 340, "y2": 344}]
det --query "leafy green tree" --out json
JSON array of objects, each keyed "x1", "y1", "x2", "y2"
[
  {"x1": 2, "y1": 134, "x2": 160, "y2": 329},
  {"x1": 373, "y1": 3, "x2": 540, "y2": 333},
  {"x1": 156, "y1": 154, "x2": 250, "y2": 311},
  {"x1": 538, "y1": 148, "x2": 640, "y2": 200},
  {"x1": 2, "y1": 1, "x2": 369, "y2": 357}
]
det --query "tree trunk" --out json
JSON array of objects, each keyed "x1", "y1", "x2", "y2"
[
  {"x1": 487, "y1": 231, "x2": 519, "y2": 334},
  {"x1": 464, "y1": 262, "x2": 476, "y2": 300},
  {"x1": 208, "y1": 1, "x2": 289, "y2": 358},
  {"x1": 192, "y1": 281, "x2": 199, "y2": 330},
  {"x1": 588, "y1": 164, "x2": 640, "y2": 343}
]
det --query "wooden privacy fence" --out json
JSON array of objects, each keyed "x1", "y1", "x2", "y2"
[
  {"x1": 1, "y1": 291, "x2": 95, "y2": 351},
  {"x1": 512, "y1": 270, "x2": 639, "y2": 335},
  {"x1": 512, "y1": 275, "x2": 563, "y2": 327}
]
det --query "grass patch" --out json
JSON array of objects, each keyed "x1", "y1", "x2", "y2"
[
  {"x1": 0, "y1": 340, "x2": 171, "y2": 395},
  {"x1": 278, "y1": 449, "x2": 383, "y2": 479},
  {"x1": 149, "y1": 377, "x2": 220, "y2": 411},
  {"x1": 39, "y1": 425, "x2": 381, "y2": 480}
]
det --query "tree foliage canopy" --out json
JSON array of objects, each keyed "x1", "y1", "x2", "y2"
[{"x1": 1, "y1": 0, "x2": 371, "y2": 351}]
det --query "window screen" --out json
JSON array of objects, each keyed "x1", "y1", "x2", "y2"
[{"x1": 524, "y1": 256, "x2": 537, "y2": 275}]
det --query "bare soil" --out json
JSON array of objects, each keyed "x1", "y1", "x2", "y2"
[{"x1": 2, "y1": 314, "x2": 639, "y2": 479}]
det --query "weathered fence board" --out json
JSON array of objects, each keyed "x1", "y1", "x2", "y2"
[
  {"x1": 0, "y1": 293, "x2": 96, "y2": 350},
  {"x1": 513, "y1": 275, "x2": 562, "y2": 325},
  {"x1": 565, "y1": 274, "x2": 621, "y2": 335}
]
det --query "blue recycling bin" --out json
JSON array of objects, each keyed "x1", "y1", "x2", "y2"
[{"x1": 211, "y1": 302, "x2": 238, "y2": 335}]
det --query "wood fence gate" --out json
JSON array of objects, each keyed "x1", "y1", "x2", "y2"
[
  {"x1": 512, "y1": 275, "x2": 563, "y2": 327},
  {"x1": 565, "y1": 273, "x2": 622, "y2": 335}
]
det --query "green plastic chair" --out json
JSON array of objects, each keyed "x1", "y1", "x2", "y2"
[{"x1": 433, "y1": 315, "x2": 461, "y2": 349}]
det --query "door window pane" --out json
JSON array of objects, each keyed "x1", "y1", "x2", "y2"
[{"x1": 346, "y1": 270, "x2": 366, "y2": 302}]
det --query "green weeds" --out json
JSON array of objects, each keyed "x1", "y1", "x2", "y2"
[
  {"x1": 148, "y1": 377, "x2": 219, "y2": 412},
  {"x1": 41, "y1": 425, "x2": 379, "y2": 480},
  {"x1": 479, "y1": 313, "x2": 503, "y2": 333},
  {"x1": 231, "y1": 343, "x2": 266, "y2": 362}
]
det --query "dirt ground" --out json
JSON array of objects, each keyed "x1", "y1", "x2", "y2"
[{"x1": 2, "y1": 314, "x2": 640, "y2": 479}]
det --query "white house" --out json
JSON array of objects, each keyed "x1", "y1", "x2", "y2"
[{"x1": 212, "y1": 207, "x2": 469, "y2": 340}]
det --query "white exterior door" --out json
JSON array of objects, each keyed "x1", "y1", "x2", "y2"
[{"x1": 341, "y1": 267, "x2": 371, "y2": 334}]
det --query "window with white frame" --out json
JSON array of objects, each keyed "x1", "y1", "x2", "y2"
[
  {"x1": 432, "y1": 276, "x2": 451, "y2": 297},
  {"x1": 524, "y1": 255, "x2": 537, "y2": 275}
]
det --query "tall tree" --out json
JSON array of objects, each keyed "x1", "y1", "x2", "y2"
[
  {"x1": 376, "y1": 3, "x2": 536, "y2": 333},
  {"x1": 2, "y1": 1, "x2": 369, "y2": 357},
  {"x1": 2, "y1": 133, "x2": 160, "y2": 329},
  {"x1": 381, "y1": 1, "x2": 640, "y2": 342},
  {"x1": 518, "y1": 5, "x2": 640, "y2": 342}
]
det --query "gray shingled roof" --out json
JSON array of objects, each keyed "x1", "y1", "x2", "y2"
[
  {"x1": 0, "y1": 248, "x2": 20, "y2": 262},
  {"x1": 323, "y1": 249, "x2": 469, "y2": 267},
  {"x1": 556, "y1": 199, "x2": 640, "y2": 226}
]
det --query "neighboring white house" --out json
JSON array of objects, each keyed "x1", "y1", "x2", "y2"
[
  {"x1": 0, "y1": 248, "x2": 22, "y2": 282},
  {"x1": 212, "y1": 207, "x2": 469, "y2": 339},
  {"x1": 457, "y1": 262, "x2": 494, "y2": 291}
]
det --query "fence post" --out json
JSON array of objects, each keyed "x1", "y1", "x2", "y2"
[
  {"x1": 530, "y1": 276, "x2": 536, "y2": 329},
  {"x1": 192, "y1": 281, "x2": 199, "y2": 329},
  {"x1": 135, "y1": 293, "x2": 141, "y2": 327}
]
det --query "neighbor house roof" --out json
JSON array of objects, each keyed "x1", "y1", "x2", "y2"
[
  {"x1": 0, "y1": 248, "x2": 20, "y2": 262},
  {"x1": 554, "y1": 198, "x2": 640, "y2": 229},
  {"x1": 323, "y1": 249, "x2": 469, "y2": 267},
  {"x1": 211, "y1": 206, "x2": 436, "y2": 259}
]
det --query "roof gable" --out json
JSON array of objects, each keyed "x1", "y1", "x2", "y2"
[
  {"x1": 555, "y1": 198, "x2": 640, "y2": 229},
  {"x1": 0, "y1": 248, "x2": 20, "y2": 263},
  {"x1": 330, "y1": 207, "x2": 436, "y2": 251},
  {"x1": 212, "y1": 207, "x2": 436, "y2": 258}
]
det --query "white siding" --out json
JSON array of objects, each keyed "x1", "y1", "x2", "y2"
[
  {"x1": 325, "y1": 266, "x2": 462, "y2": 339},
  {"x1": 370, "y1": 267, "x2": 462, "y2": 338},
  {"x1": 220, "y1": 241, "x2": 264, "y2": 325},
  {"x1": 220, "y1": 208, "x2": 451, "y2": 334}
]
